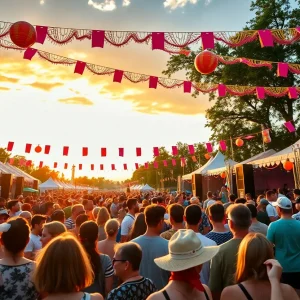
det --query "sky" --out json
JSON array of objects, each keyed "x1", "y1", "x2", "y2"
[{"x1": 0, "y1": 0, "x2": 254, "y2": 181}]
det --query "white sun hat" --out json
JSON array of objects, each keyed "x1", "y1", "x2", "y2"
[{"x1": 154, "y1": 229, "x2": 219, "y2": 272}]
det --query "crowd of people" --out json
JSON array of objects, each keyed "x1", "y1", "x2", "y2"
[{"x1": 0, "y1": 186, "x2": 299, "y2": 300}]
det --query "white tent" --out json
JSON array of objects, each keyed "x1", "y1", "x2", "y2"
[
  {"x1": 140, "y1": 184, "x2": 155, "y2": 191},
  {"x1": 183, "y1": 151, "x2": 237, "y2": 179},
  {"x1": 239, "y1": 149, "x2": 277, "y2": 164},
  {"x1": 249, "y1": 139, "x2": 300, "y2": 167},
  {"x1": 39, "y1": 177, "x2": 62, "y2": 191}
]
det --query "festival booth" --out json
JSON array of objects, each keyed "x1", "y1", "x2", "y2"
[
  {"x1": 140, "y1": 184, "x2": 155, "y2": 192},
  {"x1": 39, "y1": 177, "x2": 63, "y2": 192}
]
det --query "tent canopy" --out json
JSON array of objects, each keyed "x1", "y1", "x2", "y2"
[
  {"x1": 140, "y1": 184, "x2": 155, "y2": 191},
  {"x1": 39, "y1": 177, "x2": 62, "y2": 191},
  {"x1": 23, "y1": 187, "x2": 39, "y2": 193}
]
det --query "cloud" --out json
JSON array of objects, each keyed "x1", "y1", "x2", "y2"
[
  {"x1": 26, "y1": 82, "x2": 64, "y2": 91},
  {"x1": 123, "y1": 0, "x2": 131, "y2": 6},
  {"x1": 58, "y1": 96, "x2": 94, "y2": 106},
  {"x1": 163, "y1": 0, "x2": 211, "y2": 9},
  {"x1": 0, "y1": 86, "x2": 10, "y2": 91},
  {"x1": 0, "y1": 75, "x2": 19, "y2": 84},
  {"x1": 88, "y1": 0, "x2": 130, "y2": 11}
]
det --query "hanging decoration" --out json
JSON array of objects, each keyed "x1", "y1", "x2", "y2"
[
  {"x1": 9, "y1": 21, "x2": 36, "y2": 48},
  {"x1": 283, "y1": 159, "x2": 294, "y2": 171},
  {"x1": 220, "y1": 172, "x2": 226, "y2": 179},
  {"x1": 35, "y1": 145, "x2": 42, "y2": 153},
  {"x1": 194, "y1": 51, "x2": 218, "y2": 74},
  {"x1": 262, "y1": 129, "x2": 271, "y2": 144},
  {"x1": 204, "y1": 153, "x2": 211, "y2": 160},
  {"x1": 235, "y1": 138, "x2": 244, "y2": 147}
]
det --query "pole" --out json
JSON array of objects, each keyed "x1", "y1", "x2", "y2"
[
  {"x1": 230, "y1": 137, "x2": 235, "y2": 161},
  {"x1": 261, "y1": 124, "x2": 266, "y2": 152},
  {"x1": 71, "y1": 164, "x2": 75, "y2": 184}
]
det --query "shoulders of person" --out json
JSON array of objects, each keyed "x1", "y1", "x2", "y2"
[
  {"x1": 90, "y1": 293, "x2": 104, "y2": 300},
  {"x1": 219, "y1": 238, "x2": 241, "y2": 252},
  {"x1": 221, "y1": 284, "x2": 245, "y2": 299},
  {"x1": 160, "y1": 229, "x2": 175, "y2": 239},
  {"x1": 280, "y1": 282, "x2": 299, "y2": 298},
  {"x1": 146, "y1": 290, "x2": 167, "y2": 300},
  {"x1": 196, "y1": 233, "x2": 217, "y2": 246}
]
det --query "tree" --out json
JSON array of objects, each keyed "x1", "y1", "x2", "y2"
[
  {"x1": 0, "y1": 148, "x2": 10, "y2": 163},
  {"x1": 30, "y1": 166, "x2": 59, "y2": 183},
  {"x1": 163, "y1": 0, "x2": 300, "y2": 162}
]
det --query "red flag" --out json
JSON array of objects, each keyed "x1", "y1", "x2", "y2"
[
  {"x1": 63, "y1": 146, "x2": 69, "y2": 156},
  {"x1": 172, "y1": 159, "x2": 176, "y2": 166},
  {"x1": 82, "y1": 147, "x2": 88, "y2": 156},
  {"x1": 79, "y1": 164, "x2": 82, "y2": 170},
  {"x1": 54, "y1": 162, "x2": 58, "y2": 168},
  {"x1": 111, "y1": 164, "x2": 116, "y2": 170},
  {"x1": 145, "y1": 163, "x2": 149, "y2": 169},
  {"x1": 9, "y1": 158, "x2": 14, "y2": 165},
  {"x1": 123, "y1": 163, "x2": 128, "y2": 170},
  {"x1": 154, "y1": 161, "x2": 158, "y2": 169},
  {"x1": 64, "y1": 163, "x2": 68, "y2": 169},
  {"x1": 25, "y1": 144, "x2": 32, "y2": 153},
  {"x1": 206, "y1": 143, "x2": 213, "y2": 153},
  {"x1": 163, "y1": 160, "x2": 168, "y2": 167},
  {"x1": 19, "y1": 159, "x2": 26, "y2": 166},
  {"x1": 100, "y1": 164, "x2": 104, "y2": 171},
  {"x1": 153, "y1": 147, "x2": 159, "y2": 157},
  {"x1": 136, "y1": 147, "x2": 142, "y2": 156},
  {"x1": 188, "y1": 145, "x2": 195, "y2": 155},
  {"x1": 135, "y1": 163, "x2": 139, "y2": 170},
  {"x1": 26, "y1": 160, "x2": 32, "y2": 167},
  {"x1": 172, "y1": 146, "x2": 178, "y2": 156},
  {"x1": 119, "y1": 148, "x2": 124, "y2": 157},
  {"x1": 91, "y1": 164, "x2": 94, "y2": 171},
  {"x1": 39, "y1": 161, "x2": 43, "y2": 168},
  {"x1": 101, "y1": 148, "x2": 107, "y2": 157},
  {"x1": 44, "y1": 145, "x2": 51, "y2": 154},
  {"x1": 219, "y1": 140, "x2": 227, "y2": 151},
  {"x1": 7, "y1": 142, "x2": 14, "y2": 151}
]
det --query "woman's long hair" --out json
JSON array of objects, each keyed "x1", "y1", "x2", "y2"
[
  {"x1": 235, "y1": 232, "x2": 274, "y2": 283},
  {"x1": 79, "y1": 221, "x2": 103, "y2": 284},
  {"x1": 96, "y1": 207, "x2": 110, "y2": 226},
  {"x1": 129, "y1": 213, "x2": 147, "y2": 240}
]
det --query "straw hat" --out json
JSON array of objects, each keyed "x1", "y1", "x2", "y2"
[{"x1": 154, "y1": 229, "x2": 219, "y2": 272}]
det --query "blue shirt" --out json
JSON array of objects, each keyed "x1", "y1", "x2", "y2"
[
  {"x1": 267, "y1": 218, "x2": 300, "y2": 272},
  {"x1": 205, "y1": 231, "x2": 233, "y2": 245}
]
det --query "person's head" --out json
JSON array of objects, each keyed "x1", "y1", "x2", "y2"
[
  {"x1": 227, "y1": 204, "x2": 251, "y2": 234},
  {"x1": 33, "y1": 233, "x2": 93, "y2": 294},
  {"x1": 126, "y1": 198, "x2": 139, "y2": 214},
  {"x1": 118, "y1": 208, "x2": 126, "y2": 221},
  {"x1": 229, "y1": 194, "x2": 236, "y2": 203},
  {"x1": 235, "y1": 233, "x2": 274, "y2": 283},
  {"x1": 75, "y1": 214, "x2": 89, "y2": 228},
  {"x1": 293, "y1": 188, "x2": 300, "y2": 203},
  {"x1": 295, "y1": 194, "x2": 300, "y2": 212},
  {"x1": 208, "y1": 203, "x2": 225, "y2": 224},
  {"x1": 113, "y1": 242, "x2": 142, "y2": 280},
  {"x1": 245, "y1": 204, "x2": 257, "y2": 219},
  {"x1": 273, "y1": 197, "x2": 293, "y2": 216},
  {"x1": 31, "y1": 215, "x2": 47, "y2": 235},
  {"x1": 266, "y1": 190, "x2": 277, "y2": 202},
  {"x1": 104, "y1": 219, "x2": 119, "y2": 238},
  {"x1": 96, "y1": 207, "x2": 110, "y2": 226},
  {"x1": 190, "y1": 197, "x2": 200, "y2": 205},
  {"x1": 207, "y1": 191, "x2": 213, "y2": 199},
  {"x1": 84, "y1": 200, "x2": 94, "y2": 212},
  {"x1": 142, "y1": 199, "x2": 150, "y2": 207},
  {"x1": 7, "y1": 200, "x2": 20, "y2": 213},
  {"x1": 129, "y1": 213, "x2": 147, "y2": 240},
  {"x1": 92, "y1": 207, "x2": 100, "y2": 220},
  {"x1": 245, "y1": 193, "x2": 252, "y2": 201},
  {"x1": 0, "y1": 209, "x2": 9, "y2": 224},
  {"x1": 44, "y1": 202, "x2": 54, "y2": 216},
  {"x1": 184, "y1": 204, "x2": 202, "y2": 227},
  {"x1": 51, "y1": 209, "x2": 65, "y2": 223},
  {"x1": 21, "y1": 203, "x2": 32, "y2": 213},
  {"x1": 144, "y1": 205, "x2": 165, "y2": 233},
  {"x1": 175, "y1": 194, "x2": 183, "y2": 205},
  {"x1": 19, "y1": 211, "x2": 32, "y2": 223},
  {"x1": 113, "y1": 197, "x2": 119, "y2": 204},
  {"x1": 71, "y1": 204, "x2": 85, "y2": 219},
  {"x1": 235, "y1": 198, "x2": 246, "y2": 204},
  {"x1": 41, "y1": 221, "x2": 67, "y2": 248},
  {"x1": 168, "y1": 204, "x2": 184, "y2": 226}
]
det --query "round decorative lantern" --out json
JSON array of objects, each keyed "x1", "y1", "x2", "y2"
[
  {"x1": 220, "y1": 172, "x2": 226, "y2": 179},
  {"x1": 235, "y1": 138, "x2": 244, "y2": 147},
  {"x1": 283, "y1": 160, "x2": 293, "y2": 171},
  {"x1": 35, "y1": 145, "x2": 42, "y2": 153},
  {"x1": 204, "y1": 153, "x2": 211, "y2": 160},
  {"x1": 194, "y1": 51, "x2": 218, "y2": 74},
  {"x1": 9, "y1": 21, "x2": 36, "y2": 48}
]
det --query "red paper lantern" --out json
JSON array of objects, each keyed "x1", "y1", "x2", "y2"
[
  {"x1": 283, "y1": 160, "x2": 293, "y2": 171},
  {"x1": 194, "y1": 51, "x2": 218, "y2": 75},
  {"x1": 220, "y1": 172, "x2": 226, "y2": 179},
  {"x1": 204, "y1": 153, "x2": 211, "y2": 160},
  {"x1": 35, "y1": 145, "x2": 42, "y2": 153},
  {"x1": 9, "y1": 21, "x2": 36, "y2": 48},
  {"x1": 236, "y1": 138, "x2": 244, "y2": 147}
]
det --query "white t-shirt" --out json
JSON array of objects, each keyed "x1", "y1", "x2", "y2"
[
  {"x1": 196, "y1": 232, "x2": 217, "y2": 285},
  {"x1": 120, "y1": 214, "x2": 135, "y2": 236},
  {"x1": 25, "y1": 233, "x2": 42, "y2": 253},
  {"x1": 266, "y1": 202, "x2": 278, "y2": 218}
]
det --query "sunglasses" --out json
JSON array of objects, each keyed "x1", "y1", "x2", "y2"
[{"x1": 112, "y1": 258, "x2": 127, "y2": 265}]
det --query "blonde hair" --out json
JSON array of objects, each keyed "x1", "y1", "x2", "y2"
[
  {"x1": 43, "y1": 221, "x2": 67, "y2": 238},
  {"x1": 235, "y1": 233, "x2": 274, "y2": 283},
  {"x1": 33, "y1": 233, "x2": 94, "y2": 293},
  {"x1": 104, "y1": 219, "x2": 119, "y2": 237},
  {"x1": 92, "y1": 207, "x2": 101, "y2": 220},
  {"x1": 96, "y1": 207, "x2": 110, "y2": 226}
]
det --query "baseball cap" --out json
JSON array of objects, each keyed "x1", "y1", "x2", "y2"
[
  {"x1": 293, "y1": 189, "x2": 300, "y2": 196},
  {"x1": 272, "y1": 197, "x2": 292, "y2": 209},
  {"x1": 0, "y1": 209, "x2": 9, "y2": 216},
  {"x1": 259, "y1": 199, "x2": 269, "y2": 206}
]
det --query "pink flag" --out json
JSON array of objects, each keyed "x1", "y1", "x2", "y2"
[
  {"x1": 9, "y1": 158, "x2": 14, "y2": 165},
  {"x1": 201, "y1": 32, "x2": 215, "y2": 50},
  {"x1": 153, "y1": 147, "x2": 159, "y2": 157},
  {"x1": 136, "y1": 147, "x2": 142, "y2": 156},
  {"x1": 256, "y1": 87, "x2": 265, "y2": 100},
  {"x1": 44, "y1": 145, "x2": 51, "y2": 154},
  {"x1": 218, "y1": 84, "x2": 226, "y2": 97},
  {"x1": 74, "y1": 61, "x2": 86, "y2": 75},
  {"x1": 277, "y1": 63, "x2": 289, "y2": 77},
  {"x1": 23, "y1": 48, "x2": 37, "y2": 60},
  {"x1": 25, "y1": 143, "x2": 32, "y2": 153},
  {"x1": 172, "y1": 146, "x2": 178, "y2": 156},
  {"x1": 119, "y1": 148, "x2": 124, "y2": 157},
  {"x1": 172, "y1": 159, "x2": 176, "y2": 166},
  {"x1": 135, "y1": 163, "x2": 139, "y2": 170},
  {"x1": 219, "y1": 140, "x2": 227, "y2": 151},
  {"x1": 284, "y1": 121, "x2": 296, "y2": 133},
  {"x1": 7, "y1": 141, "x2": 14, "y2": 151},
  {"x1": 123, "y1": 164, "x2": 128, "y2": 170},
  {"x1": 188, "y1": 145, "x2": 195, "y2": 155},
  {"x1": 258, "y1": 30, "x2": 274, "y2": 47},
  {"x1": 113, "y1": 70, "x2": 124, "y2": 83},
  {"x1": 181, "y1": 157, "x2": 186, "y2": 166},
  {"x1": 82, "y1": 147, "x2": 88, "y2": 156},
  {"x1": 39, "y1": 161, "x2": 43, "y2": 168},
  {"x1": 152, "y1": 32, "x2": 165, "y2": 50},
  {"x1": 206, "y1": 143, "x2": 213, "y2": 153},
  {"x1": 149, "y1": 76, "x2": 158, "y2": 89},
  {"x1": 36, "y1": 26, "x2": 48, "y2": 44},
  {"x1": 92, "y1": 30, "x2": 105, "y2": 48},
  {"x1": 163, "y1": 160, "x2": 168, "y2": 167},
  {"x1": 184, "y1": 81, "x2": 192, "y2": 93},
  {"x1": 154, "y1": 161, "x2": 158, "y2": 169},
  {"x1": 288, "y1": 87, "x2": 298, "y2": 99},
  {"x1": 79, "y1": 164, "x2": 82, "y2": 170},
  {"x1": 145, "y1": 162, "x2": 149, "y2": 169}
]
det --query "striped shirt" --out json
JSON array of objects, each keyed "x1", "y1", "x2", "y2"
[{"x1": 65, "y1": 217, "x2": 75, "y2": 230}]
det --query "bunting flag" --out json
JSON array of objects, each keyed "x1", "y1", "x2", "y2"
[
  {"x1": 82, "y1": 147, "x2": 88, "y2": 156},
  {"x1": 181, "y1": 157, "x2": 186, "y2": 167},
  {"x1": 163, "y1": 160, "x2": 168, "y2": 167},
  {"x1": 192, "y1": 156, "x2": 198, "y2": 162},
  {"x1": 145, "y1": 162, "x2": 149, "y2": 169},
  {"x1": 9, "y1": 158, "x2": 14, "y2": 164},
  {"x1": 54, "y1": 162, "x2": 58, "y2": 168},
  {"x1": 172, "y1": 146, "x2": 178, "y2": 156},
  {"x1": 7, "y1": 141, "x2": 14, "y2": 151},
  {"x1": 19, "y1": 159, "x2": 26, "y2": 166},
  {"x1": 153, "y1": 147, "x2": 160, "y2": 157},
  {"x1": 135, "y1": 163, "x2": 139, "y2": 170},
  {"x1": 111, "y1": 164, "x2": 116, "y2": 170},
  {"x1": 172, "y1": 159, "x2": 176, "y2": 166},
  {"x1": 79, "y1": 164, "x2": 82, "y2": 170},
  {"x1": 64, "y1": 163, "x2": 68, "y2": 169},
  {"x1": 63, "y1": 146, "x2": 69, "y2": 156},
  {"x1": 100, "y1": 164, "x2": 104, "y2": 170},
  {"x1": 91, "y1": 164, "x2": 94, "y2": 171},
  {"x1": 44, "y1": 145, "x2": 51, "y2": 154},
  {"x1": 219, "y1": 140, "x2": 227, "y2": 151},
  {"x1": 206, "y1": 143, "x2": 213, "y2": 153},
  {"x1": 119, "y1": 148, "x2": 124, "y2": 157},
  {"x1": 26, "y1": 160, "x2": 32, "y2": 167},
  {"x1": 188, "y1": 145, "x2": 195, "y2": 155},
  {"x1": 154, "y1": 161, "x2": 158, "y2": 169},
  {"x1": 39, "y1": 161, "x2": 43, "y2": 168},
  {"x1": 101, "y1": 148, "x2": 107, "y2": 157},
  {"x1": 284, "y1": 121, "x2": 296, "y2": 133},
  {"x1": 136, "y1": 147, "x2": 142, "y2": 157},
  {"x1": 123, "y1": 163, "x2": 128, "y2": 170},
  {"x1": 25, "y1": 143, "x2": 32, "y2": 153}
]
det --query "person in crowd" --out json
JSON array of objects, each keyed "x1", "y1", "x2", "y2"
[
  {"x1": 131, "y1": 205, "x2": 169, "y2": 290},
  {"x1": 267, "y1": 197, "x2": 300, "y2": 295},
  {"x1": 19, "y1": 211, "x2": 32, "y2": 223},
  {"x1": 121, "y1": 198, "x2": 139, "y2": 242},
  {"x1": 265, "y1": 190, "x2": 279, "y2": 222},
  {"x1": 246, "y1": 203, "x2": 268, "y2": 236},
  {"x1": 206, "y1": 203, "x2": 233, "y2": 245},
  {"x1": 110, "y1": 197, "x2": 119, "y2": 218},
  {"x1": 190, "y1": 196, "x2": 201, "y2": 206},
  {"x1": 92, "y1": 207, "x2": 101, "y2": 221},
  {"x1": 7, "y1": 200, "x2": 22, "y2": 217},
  {"x1": 80, "y1": 221, "x2": 114, "y2": 297},
  {"x1": 41, "y1": 201, "x2": 54, "y2": 222},
  {"x1": 40, "y1": 221, "x2": 67, "y2": 248},
  {"x1": 221, "y1": 233, "x2": 298, "y2": 300},
  {"x1": 0, "y1": 217, "x2": 38, "y2": 300},
  {"x1": 223, "y1": 194, "x2": 236, "y2": 211},
  {"x1": 257, "y1": 198, "x2": 270, "y2": 225},
  {"x1": 0, "y1": 209, "x2": 9, "y2": 224},
  {"x1": 235, "y1": 198, "x2": 247, "y2": 204},
  {"x1": 174, "y1": 194, "x2": 184, "y2": 206},
  {"x1": 24, "y1": 214, "x2": 46, "y2": 260},
  {"x1": 209, "y1": 204, "x2": 252, "y2": 299},
  {"x1": 33, "y1": 233, "x2": 103, "y2": 300},
  {"x1": 107, "y1": 242, "x2": 156, "y2": 300},
  {"x1": 160, "y1": 204, "x2": 184, "y2": 240},
  {"x1": 277, "y1": 188, "x2": 285, "y2": 198},
  {"x1": 184, "y1": 204, "x2": 217, "y2": 285},
  {"x1": 199, "y1": 209, "x2": 211, "y2": 235},
  {"x1": 0, "y1": 197, "x2": 6, "y2": 208},
  {"x1": 149, "y1": 229, "x2": 219, "y2": 300},
  {"x1": 65, "y1": 204, "x2": 86, "y2": 230},
  {"x1": 219, "y1": 187, "x2": 229, "y2": 204},
  {"x1": 82, "y1": 199, "x2": 94, "y2": 220},
  {"x1": 96, "y1": 207, "x2": 111, "y2": 241},
  {"x1": 70, "y1": 214, "x2": 89, "y2": 238},
  {"x1": 98, "y1": 219, "x2": 119, "y2": 260},
  {"x1": 21, "y1": 203, "x2": 32, "y2": 213},
  {"x1": 292, "y1": 189, "x2": 300, "y2": 221},
  {"x1": 51, "y1": 209, "x2": 65, "y2": 223},
  {"x1": 203, "y1": 191, "x2": 215, "y2": 210},
  {"x1": 129, "y1": 213, "x2": 147, "y2": 240},
  {"x1": 116, "y1": 208, "x2": 126, "y2": 243},
  {"x1": 245, "y1": 193, "x2": 256, "y2": 206}
]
